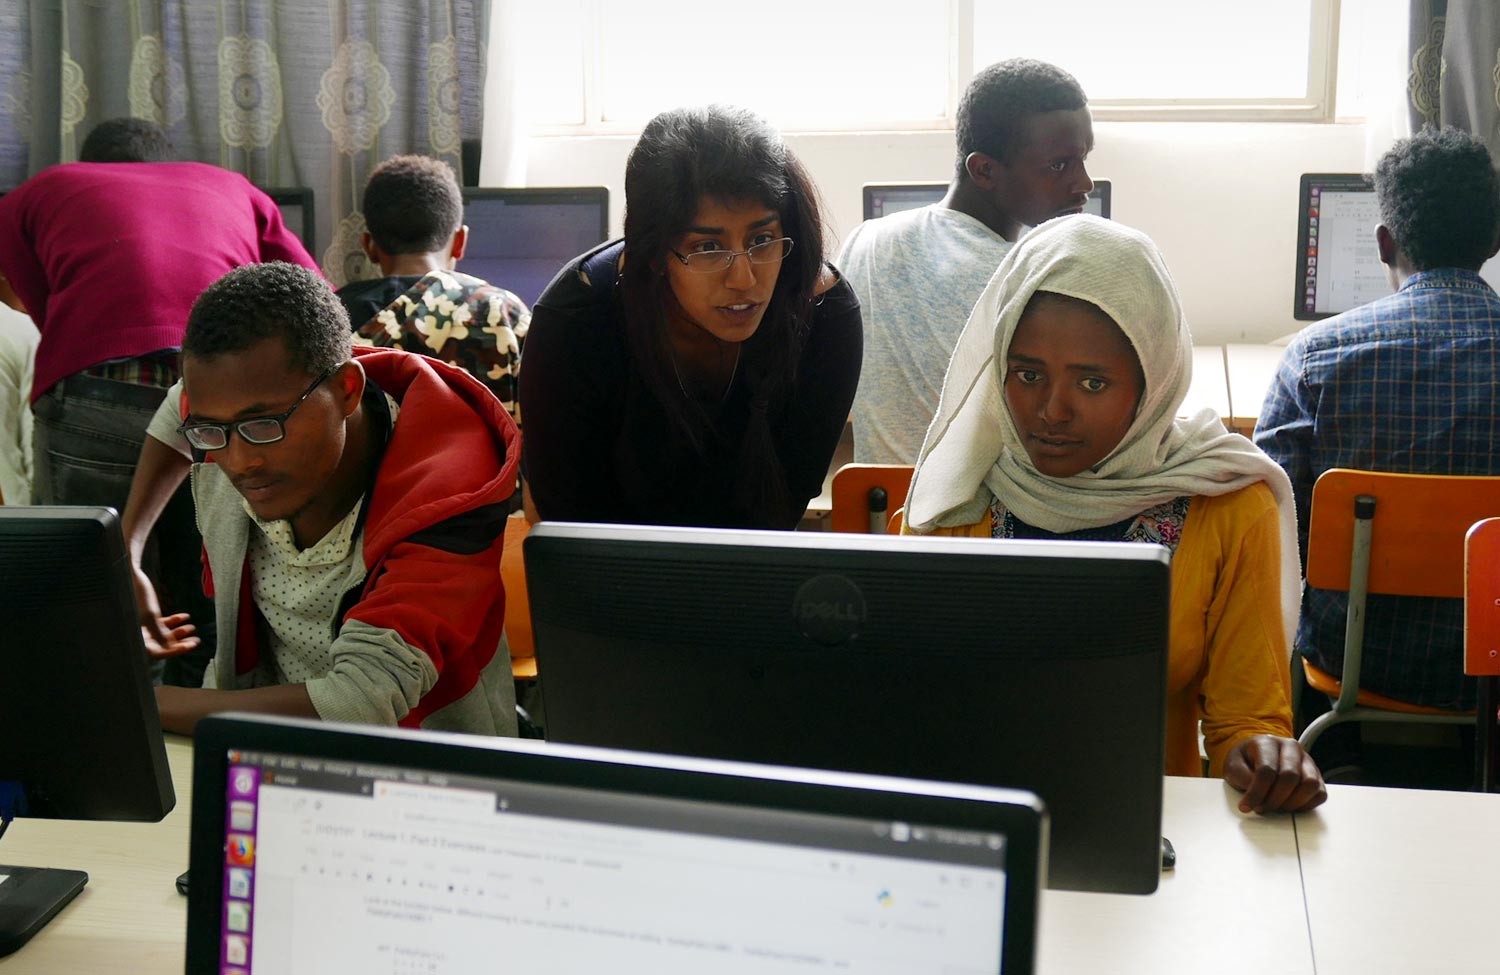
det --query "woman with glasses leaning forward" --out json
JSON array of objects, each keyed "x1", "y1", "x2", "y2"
[{"x1": 519, "y1": 105, "x2": 862, "y2": 529}]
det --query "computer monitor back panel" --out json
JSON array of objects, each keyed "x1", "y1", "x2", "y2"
[
  {"x1": 861, "y1": 180, "x2": 1111, "y2": 221},
  {"x1": 525, "y1": 523, "x2": 1169, "y2": 894},
  {"x1": 188, "y1": 715, "x2": 1045, "y2": 974},
  {"x1": 460, "y1": 187, "x2": 609, "y2": 307},
  {"x1": 0, "y1": 507, "x2": 173, "y2": 821}
]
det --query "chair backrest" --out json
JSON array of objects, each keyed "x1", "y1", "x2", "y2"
[
  {"x1": 829, "y1": 464, "x2": 914, "y2": 533},
  {"x1": 501, "y1": 514, "x2": 536, "y2": 678},
  {"x1": 1466, "y1": 518, "x2": 1500, "y2": 677},
  {"x1": 1306, "y1": 469, "x2": 1500, "y2": 598}
]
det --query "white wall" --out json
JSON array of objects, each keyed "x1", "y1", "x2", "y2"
[{"x1": 526, "y1": 118, "x2": 1370, "y2": 345}]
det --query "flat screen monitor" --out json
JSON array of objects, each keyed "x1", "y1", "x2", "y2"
[
  {"x1": 188, "y1": 713, "x2": 1046, "y2": 974},
  {"x1": 861, "y1": 180, "x2": 1112, "y2": 221},
  {"x1": 460, "y1": 187, "x2": 610, "y2": 307},
  {"x1": 525, "y1": 523, "x2": 1170, "y2": 895},
  {"x1": 1294, "y1": 174, "x2": 1390, "y2": 320},
  {"x1": 0, "y1": 507, "x2": 175, "y2": 955},
  {"x1": 1294, "y1": 172, "x2": 1500, "y2": 320},
  {"x1": 1087, "y1": 179, "x2": 1112, "y2": 219},
  {"x1": 862, "y1": 181, "x2": 946, "y2": 220},
  {"x1": 262, "y1": 186, "x2": 316, "y2": 254}
]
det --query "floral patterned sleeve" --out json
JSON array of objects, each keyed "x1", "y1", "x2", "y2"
[{"x1": 354, "y1": 269, "x2": 530, "y2": 417}]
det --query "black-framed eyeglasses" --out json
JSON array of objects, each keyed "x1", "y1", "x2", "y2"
[
  {"x1": 669, "y1": 237, "x2": 794, "y2": 273},
  {"x1": 177, "y1": 366, "x2": 338, "y2": 452}
]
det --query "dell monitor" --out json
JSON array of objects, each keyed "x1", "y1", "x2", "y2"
[
  {"x1": 261, "y1": 186, "x2": 316, "y2": 254},
  {"x1": 0, "y1": 507, "x2": 175, "y2": 956},
  {"x1": 861, "y1": 180, "x2": 1112, "y2": 221},
  {"x1": 459, "y1": 187, "x2": 610, "y2": 307},
  {"x1": 525, "y1": 523, "x2": 1170, "y2": 895},
  {"x1": 188, "y1": 714, "x2": 1047, "y2": 974}
]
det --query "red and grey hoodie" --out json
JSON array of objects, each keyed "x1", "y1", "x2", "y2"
[{"x1": 160, "y1": 346, "x2": 521, "y2": 735}]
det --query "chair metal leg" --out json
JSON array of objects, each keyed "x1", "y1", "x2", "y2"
[
  {"x1": 866, "y1": 487, "x2": 889, "y2": 535},
  {"x1": 1479, "y1": 676, "x2": 1500, "y2": 793},
  {"x1": 1332, "y1": 496, "x2": 1377, "y2": 716},
  {"x1": 1298, "y1": 708, "x2": 1347, "y2": 751},
  {"x1": 1290, "y1": 647, "x2": 1307, "y2": 735}
]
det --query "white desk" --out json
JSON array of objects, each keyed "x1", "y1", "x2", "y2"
[
  {"x1": 1181, "y1": 345, "x2": 1231, "y2": 423},
  {"x1": 1224, "y1": 343, "x2": 1286, "y2": 435},
  {"x1": 1040, "y1": 778, "x2": 1312, "y2": 974},
  {"x1": 0, "y1": 739, "x2": 192, "y2": 974},
  {"x1": 1298, "y1": 783, "x2": 1500, "y2": 974},
  {"x1": 7, "y1": 744, "x2": 1500, "y2": 974}
]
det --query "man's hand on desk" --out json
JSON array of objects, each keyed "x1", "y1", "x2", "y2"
[{"x1": 1224, "y1": 735, "x2": 1328, "y2": 814}]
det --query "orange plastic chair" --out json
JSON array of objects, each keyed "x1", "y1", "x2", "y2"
[
  {"x1": 829, "y1": 464, "x2": 914, "y2": 534},
  {"x1": 1464, "y1": 518, "x2": 1500, "y2": 791},
  {"x1": 500, "y1": 514, "x2": 536, "y2": 680},
  {"x1": 1297, "y1": 470, "x2": 1499, "y2": 750}
]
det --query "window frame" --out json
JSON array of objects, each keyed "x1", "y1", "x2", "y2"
[{"x1": 524, "y1": 0, "x2": 1343, "y2": 135}]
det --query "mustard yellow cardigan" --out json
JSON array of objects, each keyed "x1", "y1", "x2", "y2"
[{"x1": 909, "y1": 482, "x2": 1295, "y2": 777}]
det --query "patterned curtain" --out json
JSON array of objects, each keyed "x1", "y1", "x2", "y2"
[
  {"x1": 0, "y1": 0, "x2": 492, "y2": 287},
  {"x1": 1408, "y1": 0, "x2": 1500, "y2": 155}
]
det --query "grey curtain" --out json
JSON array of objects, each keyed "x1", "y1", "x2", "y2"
[
  {"x1": 1408, "y1": 0, "x2": 1500, "y2": 155},
  {"x1": 0, "y1": 0, "x2": 491, "y2": 286}
]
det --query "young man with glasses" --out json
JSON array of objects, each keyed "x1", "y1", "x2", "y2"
[{"x1": 122, "y1": 261, "x2": 522, "y2": 737}]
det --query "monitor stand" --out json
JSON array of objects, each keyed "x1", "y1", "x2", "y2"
[
  {"x1": 0, "y1": 862, "x2": 88, "y2": 957},
  {"x1": 0, "y1": 807, "x2": 88, "y2": 957}
]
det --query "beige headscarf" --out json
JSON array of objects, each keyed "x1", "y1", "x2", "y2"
[{"x1": 905, "y1": 215, "x2": 1300, "y2": 651}]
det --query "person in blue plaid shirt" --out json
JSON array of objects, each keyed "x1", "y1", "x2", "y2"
[{"x1": 1255, "y1": 127, "x2": 1500, "y2": 713}]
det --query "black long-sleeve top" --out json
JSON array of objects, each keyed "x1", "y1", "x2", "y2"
[{"x1": 519, "y1": 239, "x2": 862, "y2": 529}]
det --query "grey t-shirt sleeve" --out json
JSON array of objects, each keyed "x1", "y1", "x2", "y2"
[
  {"x1": 846, "y1": 207, "x2": 1014, "y2": 465},
  {"x1": 145, "y1": 381, "x2": 194, "y2": 459}
]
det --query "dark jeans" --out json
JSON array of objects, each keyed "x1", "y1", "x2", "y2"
[{"x1": 33, "y1": 374, "x2": 215, "y2": 688}]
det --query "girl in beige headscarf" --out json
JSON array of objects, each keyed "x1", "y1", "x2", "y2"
[{"x1": 906, "y1": 215, "x2": 1325, "y2": 814}]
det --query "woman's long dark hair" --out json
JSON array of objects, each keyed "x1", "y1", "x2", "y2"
[{"x1": 619, "y1": 105, "x2": 827, "y2": 527}]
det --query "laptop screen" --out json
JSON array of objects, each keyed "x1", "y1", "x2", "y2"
[
  {"x1": 193, "y1": 718, "x2": 1042, "y2": 974},
  {"x1": 459, "y1": 187, "x2": 609, "y2": 308}
]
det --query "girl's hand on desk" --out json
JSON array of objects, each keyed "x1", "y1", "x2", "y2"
[{"x1": 1224, "y1": 735, "x2": 1328, "y2": 814}]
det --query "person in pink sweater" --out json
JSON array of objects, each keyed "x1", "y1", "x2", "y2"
[{"x1": 0, "y1": 117, "x2": 319, "y2": 687}]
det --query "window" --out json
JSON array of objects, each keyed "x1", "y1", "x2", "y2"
[
  {"x1": 972, "y1": 0, "x2": 1337, "y2": 120},
  {"x1": 515, "y1": 0, "x2": 1344, "y2": 132}
]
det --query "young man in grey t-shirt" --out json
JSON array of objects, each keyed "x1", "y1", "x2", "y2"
[{"x1": 840, "y1": 59, "x2": 1094, "y2": 464}]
